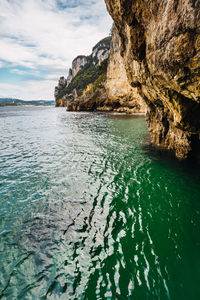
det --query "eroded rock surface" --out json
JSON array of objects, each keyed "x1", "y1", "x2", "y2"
[
  {"x1": 66, "y1": 28, "x2": 146, "y2": 113},
  {"x1": 106, "y1": 26, "x2": 146, "y2": 113},
  {"x1": 71, "y1": 56, "x2": 88, "y2": 78},
  {"x1": 66, "y1": 86, "x2": 108, "y2": 112},
  {"x1": 105, "y1": 0, "x2": 200, "y2": 159},
  {"x1": 54, "y1": 37, "x2": 111, "y2": 104}
]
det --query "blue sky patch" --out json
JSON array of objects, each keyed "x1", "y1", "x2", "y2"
[{"x1": 0, "y1": 0, "x2": 112, "y2": 99}]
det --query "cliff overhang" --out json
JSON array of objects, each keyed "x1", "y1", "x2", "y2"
[{"x1": 105, "y1": 0, "x2": 200, "y2": 160}]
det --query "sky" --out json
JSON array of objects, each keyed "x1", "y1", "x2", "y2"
[{"x1": 0, "y1": 0, "x2": 112, "y2": 100}]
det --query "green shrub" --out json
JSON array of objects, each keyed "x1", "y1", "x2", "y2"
[{"x1": 92, "y1": 73, "x2": 107, "y2": 91}]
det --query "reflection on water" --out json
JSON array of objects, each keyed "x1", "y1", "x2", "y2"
[{"x1": 0, "y1": 107, "x2": 200, "y2": 300}]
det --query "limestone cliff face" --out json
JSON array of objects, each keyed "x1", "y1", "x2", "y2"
[
  {"x1": 54, "y1": 37, "x2": 111, "y2": 103},
  {"x1": 66, "y1": 86, "x2": 108, "y2": 112},
  {"x1": 60, "y1": 56, "x2": 88, "y2": 94},
  {"x1": 105, "y1": 0, "x2": 200, "y2": 159},
  {"x1": 55, "y1": 56, "x2": 88, "y2": 98},
  {"x1": 71, "y1": 56, "x2": 88, "y2": 78},
  {"x1": 64, "y1": 29, "x2": 146, "y2": 113},
  {"x1": 106, "y1": 26, "x2": 146, "y2": 113},
  {"x1": 92, "y1": 39, "x2": 110, "y2": 65}
]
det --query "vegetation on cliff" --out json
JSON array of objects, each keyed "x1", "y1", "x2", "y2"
[
  {"x1": 56, "y1": 58, "x2": 108, "y2": 100},
  {"x1": 55, "y1": 30, "x2": 145, "y2": 114},
  {"x1": 54, "y1": 36, "x2": 111, "y2": 105}
]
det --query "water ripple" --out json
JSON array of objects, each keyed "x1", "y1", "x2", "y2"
[{"x1": 0, "y1": 107, "x2": 200, "y2": 299}]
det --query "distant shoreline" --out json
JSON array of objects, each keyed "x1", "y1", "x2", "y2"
[
  {"x1": 0, "y1": 98, "x2": 55, "y2": 107},
  {"x1": 0, "y1": 104, "x2": 54, "y2": 107}
]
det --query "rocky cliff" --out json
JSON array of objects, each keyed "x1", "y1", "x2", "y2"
[
  {"x1": 55, "y1": 31, "x2": 145, "y2": 113},
  {"x1": 54, "y1": 37, "x2": 111, "y2": 104},
  {"x1": 106, "y1": 25, "x2": 146, "y2": 113},
  {"x1": 105, "y1": 0, "x2": 200, "y2": 159}
]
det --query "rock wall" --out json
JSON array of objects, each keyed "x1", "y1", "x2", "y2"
[
  {"x1": 54, "y1": 37, "x2": 111, "y2": 103},
  {"x1": 105, "y1": 0, "x2": 200, "y2": 159},
  {"x1": 92, "y1": 38, "x2": 111, "y2": 65},
  {"x1": 66, "y1": 86, "x2": 109, "y2": 112},
  {"x1": 66, "y1": 28, "x2": 146, "y2": 113},
  {"x1": 106, "y1": 26, "x2": 146, "y2": 113},
  {"x1": 59, "y1": 56, "x2": 88, "y2": 91},
  {"x1": 71, "y1": 56, "x2": 88, "y2": 78}
]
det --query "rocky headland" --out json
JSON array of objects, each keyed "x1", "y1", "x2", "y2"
[
  {"x1": 55, "y1": 34, "x2": 145, "y2": 113},
  {"x1": 104, "y1": 0, "x2": 200, "y2": 160},
  {"x1": 54, "y1": 37, "x2": 111, "y2": 108}
]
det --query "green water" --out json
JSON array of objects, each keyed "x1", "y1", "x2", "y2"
[{"x1": 0, "y1": 107, "x2": 200, "y2": 300}]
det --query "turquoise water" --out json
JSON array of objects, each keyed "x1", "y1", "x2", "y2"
[{"x1": 0, "y1": 106, "x2": 200, "y2": 300}]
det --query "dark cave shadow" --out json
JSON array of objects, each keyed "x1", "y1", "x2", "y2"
[{"x1": 141, "y1": 134, "x2": 200, "y2": 184}]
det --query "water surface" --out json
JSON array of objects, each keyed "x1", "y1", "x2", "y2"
[{"x1": 0, "y1": 107, "x2": 200, "y2": 299}]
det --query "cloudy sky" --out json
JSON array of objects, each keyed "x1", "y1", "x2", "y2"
[{"x1": 0, "y1": 0, "x2": 112, "y2": 100}]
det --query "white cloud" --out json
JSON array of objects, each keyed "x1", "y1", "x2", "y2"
[
  {"x1": 10, "y1": 69, "x2": 28, "y2": 75},
  {"x1": 0, "y1": 79, "x2": 56, "y2": 100},
  {"x1": 0, "y1": 0, "x2": 112, "y2": 99}
]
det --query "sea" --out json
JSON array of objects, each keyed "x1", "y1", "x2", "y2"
[{"x1": 0, "y1": 106, "x2": 200, "y2": 299}]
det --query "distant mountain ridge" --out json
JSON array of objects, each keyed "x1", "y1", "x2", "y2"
[{"x1": 0, "y1": 98, "x2": 55, "y2": 106}]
